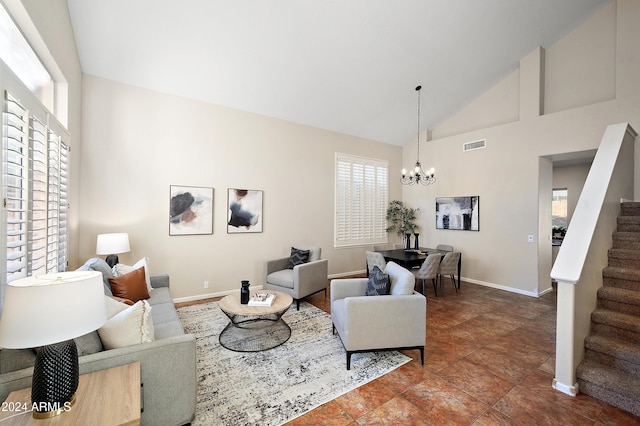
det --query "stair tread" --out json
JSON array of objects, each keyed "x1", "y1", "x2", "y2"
[
  {"x1": 603, "y1": 266, "x2": 640, "y2": 280},
  {"x1": 598, "y1": 286, "x2": 640, "y2": 305},
  {"x1": 577, "y1": 359, "x2": 640, "y2": 396},
  {"x1": 585, "y1": 334, "x2": 640, "y2": 363},
  {"x1": 592, "y1": 309, "x2": 640, "y2": 333}
]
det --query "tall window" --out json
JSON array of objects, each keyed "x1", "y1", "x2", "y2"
[
  {"x1": 335, "y1": 153, "x2": 388, "y2": 248},
  {"x1": 3, "y1": 90, "x2": 69, "y2": 284},
  {"x1": 552, "y1": 188, "x2": 568, "y2": 235}
]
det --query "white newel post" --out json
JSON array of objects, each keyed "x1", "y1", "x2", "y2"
[{"x1": 553, "y1": 280, "x2": 578, "y2": 396}]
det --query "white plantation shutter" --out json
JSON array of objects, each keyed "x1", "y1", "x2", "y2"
[
  {"x1": 29, "y1": 116, "x2": 47, "y2": 275},
  {"x1": 3, "y1": 93, "x2": 28, "y2": 283},
  {"x1": 57, "y1": 141, "x2": 69, "y2": 272},
  {"x1": 335, "y1": 153, "x2": 388, "y2": 247},
  {"x1": 2, "y1": 89, "x2": 69, "y2": 288}
]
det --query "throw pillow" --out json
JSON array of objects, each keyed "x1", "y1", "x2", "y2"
[
  {"x1": 287, "y1": 247, "x2": 310, "y2": 269},
  {"x1": 104, "y1": 295, "x2": 132, "y2": 319},
  {"x1": 76, "y1": 257, "x2": 114, "y2": 296},
  {"x1": 365, "y1": 265, "x2": 390, "y2": 296},
  {"x1": 113, "y1": 257, "x2": 152, "y2": 292},
  {"x1": 98, "y1": 300, "x2": 155, "y2": 350},
  {"x1": 108, "y1": 266, "x2": 149, "y2": 302}
]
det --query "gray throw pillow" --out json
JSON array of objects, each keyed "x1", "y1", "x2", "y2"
[
  {"x1": 287, "y1": 247, "x2": 310, "y2": 269},
  {"x1": 366, "y1": 265, "x2": 390, "y2": 296}
]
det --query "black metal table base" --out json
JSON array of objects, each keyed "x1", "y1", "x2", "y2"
[{"x1": 219, "y1": 315, "x2": 291, "y2": 352}]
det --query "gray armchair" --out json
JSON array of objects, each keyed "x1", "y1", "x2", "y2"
[
  {"x1": 264, "y1": 247, "x2": 328, "y2": 310},
  {"x1": 331, "y1": 262, "x2": 426, "y2": 369}
]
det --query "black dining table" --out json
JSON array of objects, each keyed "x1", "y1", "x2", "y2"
[{"x1": 376, "y1": 247, "x2": 462, "y2": 288}]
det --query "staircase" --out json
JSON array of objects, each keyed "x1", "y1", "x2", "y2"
[{"x1": 576, "y1": 202, "x2": 640, "y2": 416}]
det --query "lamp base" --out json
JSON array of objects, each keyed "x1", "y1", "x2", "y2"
[
  {"x1": 105, "y1": 254, "x2": 119, "y2": 268},
  {"x1": 31, "y1": 339, "x2": 79, "y2": 418}
]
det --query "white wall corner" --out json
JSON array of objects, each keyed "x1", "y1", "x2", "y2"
[{"x1": 520, "y1": 46, "x2": 545, "y2": 119}]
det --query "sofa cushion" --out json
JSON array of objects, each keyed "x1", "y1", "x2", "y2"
[
  {"x1": 266, "y1": 269, "x2": 294, "y2": 289},
  {"x1": 365, "y1": 265, "x2": 390, "y2": 296},
  {"x1": 108, "y1": 266, "x2": 150, "y2": 302},
  {"x1": 76, "y1": 257, "x2": 114, "y2": 296},
  {"x1": 146, "y1": 287, "x2": 173, "y2": 305},
  {"x1": 74, "y1": 331, "x2": 103, "y2": 356},
  {"x1": 287, "y1": 247, "x2": 310, "y2": 269},
  {"x1": 385, "y1": 261, "x2": 415, "y2": 295},
  {"x1": 153, "y1": 321, "x2": 186, "y2": 340},
  {"x1": 113, "y1": 257, "x2": 152, "y2": 292},
  {"x1": 151, "y1": 302, "x2": 181, "y2": 325},
  {"x1": 98, "y1": 300, "x2": 155, "y2": 349},
  {"x1": 0, "y1": 349, "x2": 36, "y2": 373}
]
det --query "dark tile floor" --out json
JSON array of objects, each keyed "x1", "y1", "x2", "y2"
[{"x1": 287, "y1": 279, "x2": 640, "y2": 425}]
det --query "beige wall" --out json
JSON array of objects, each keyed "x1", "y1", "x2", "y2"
[
  {"x1": 402, "y1": 0, "x2": 639, "y2": 295},
  {"x1": 79, "y1": 76, "x2": 402, "y2": 300}
]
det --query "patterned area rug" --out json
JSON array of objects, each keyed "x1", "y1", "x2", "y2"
[{"x1": 177, "y1": 300, "x2": 410, "y2": 425}]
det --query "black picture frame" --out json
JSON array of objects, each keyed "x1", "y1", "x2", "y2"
[{"x1": 435, "y1": 196, "x2": 479, "y2": 231}]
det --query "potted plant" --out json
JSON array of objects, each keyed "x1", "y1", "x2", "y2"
[{"x1": 386, "y1": 200, "x2": 419, "y2": 249}]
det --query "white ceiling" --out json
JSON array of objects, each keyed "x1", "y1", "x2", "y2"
[{"x1": 66, "y1": 0, "x2": 611, "y2": 146}]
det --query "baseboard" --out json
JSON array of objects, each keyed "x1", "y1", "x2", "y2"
[
  {"x1": 461, "y1": 277, "x2": 539, "y2": 298},
  {"x1": 552, "y1": 378, "x2": 578, "y2": 396},
  {"x1": 329, "y1": 270, "x2": 366, "y2": 279}
]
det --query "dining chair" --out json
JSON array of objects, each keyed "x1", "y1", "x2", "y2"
[
  {"x1": 413, "y1": 253, "x2": 442, "y2": 296},
  {"x1": 365, "y1": 251, "x2": 387, "y2": 275},
  {"x1": 436, "y1": 244, "x2": 453, "y2": 252},
  {"x1": 437, "y1": 251, "x2": 460, "y2": 295}
]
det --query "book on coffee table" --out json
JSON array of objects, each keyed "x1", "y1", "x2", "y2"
[{"x1": 248, "y1": 293, "x2": 276, "y2": 307}]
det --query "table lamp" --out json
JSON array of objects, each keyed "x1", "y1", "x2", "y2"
[
  {"x1": 0, "y1": 271, "x2": 107, "y2": 418},
  {"x1": 96, "y1": 232, "x2": 130, "y2": 268}
]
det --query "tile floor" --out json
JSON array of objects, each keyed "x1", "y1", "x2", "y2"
[{"x1": 285, "y1": 279, "x2": 640, "y2": 425}]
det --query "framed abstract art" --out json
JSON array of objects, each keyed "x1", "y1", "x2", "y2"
[
  {"x1": 227, "y1": 189, "x2": 263, "y2": 233},
  {"x1": 435, "y1": 196, "x2": 479, "y2": 231},
  {"x1": 169, "y1": 185, "x2": 214, "y2": 235}
]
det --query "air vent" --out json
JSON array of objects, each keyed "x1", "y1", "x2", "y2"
[{"x1": 463, "y1": 139, "x2": 486, "y2": 152}]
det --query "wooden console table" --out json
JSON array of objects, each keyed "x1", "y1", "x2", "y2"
[{"x1": 0, "y1": 362, "x2": 141, "y2": 425}]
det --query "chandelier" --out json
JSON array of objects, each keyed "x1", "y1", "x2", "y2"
[{"x1": 401, "y1": 85, "x2": 435, "y2": 186}]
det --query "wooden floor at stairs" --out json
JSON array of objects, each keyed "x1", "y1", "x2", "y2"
[{"x1": 577, "y1": 201, "x2": 640, "y2": 417}]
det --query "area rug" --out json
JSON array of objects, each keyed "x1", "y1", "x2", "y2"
[{"x1": 177, "y1": 300, "x2": 410, "y2": 425}]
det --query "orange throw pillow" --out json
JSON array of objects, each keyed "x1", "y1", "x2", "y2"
[{"x1": 108, "y1": 266, "x2": 150, "y2": 302}]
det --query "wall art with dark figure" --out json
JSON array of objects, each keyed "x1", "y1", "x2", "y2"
[
  {"x1": 169, "y1": 185, "x2": 214, "y2": 235},
  {"x1": 435, "y1": 196, "x2": 479, "y2": 231},
  {"x1": 228, "y1": 188, "x2": 263, "y2": 233}
]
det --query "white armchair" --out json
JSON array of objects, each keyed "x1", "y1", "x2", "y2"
[
  {"x1": 264, "y1": 247, "x2": 328, "y2": 310},
  {"x1": 331, "y1": 262, "x2": 426, "y2": 369}
]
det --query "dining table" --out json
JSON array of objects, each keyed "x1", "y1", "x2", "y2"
[{"x1": 376, "y1": 247, "x2": 462, "y2": 288}]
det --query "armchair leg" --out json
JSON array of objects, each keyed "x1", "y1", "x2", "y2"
[
  {"x1": 419, "y1": 346, "x2": 424, "y2": 365},
  {"x1": 346, "y1": 352, "x2": 352, "y2": 370},
  {"x1": 296, "y1": 299, "x2": 300, "y2": 310}
]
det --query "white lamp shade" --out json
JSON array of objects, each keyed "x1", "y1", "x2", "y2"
[
  {"x1": 0, "y1": 271, "x2": 107, "y2": 349},
  {"x1": 96, "y1": 233, "x2": 130, "y2": 255}
]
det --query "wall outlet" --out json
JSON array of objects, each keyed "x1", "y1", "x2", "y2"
[
  {"x1": 204, "y1": 281, "x2": 209, "y2": 289},
  {"x1": 527, "y1": 235, "x2": 534, "y2": 243}
]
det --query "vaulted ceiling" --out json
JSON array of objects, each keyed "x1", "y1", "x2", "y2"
[{"x1": 66, "y1": 0, "x2": 611, "y2": 146}]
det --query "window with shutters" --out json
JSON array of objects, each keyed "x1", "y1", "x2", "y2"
[
  {"x1": 0, "y1": 2, "x2": 70, "y2": 306},
  {"x1": 3, "y1": 91, "x2": 69, "y2": 284},
  {"x1": 335, "y1": 153, "x2": 388, "y2": 248}
]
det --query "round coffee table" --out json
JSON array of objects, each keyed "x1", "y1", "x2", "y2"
[{"x1": 218, "y1": 290, "x2": 293, "y2": 352}]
